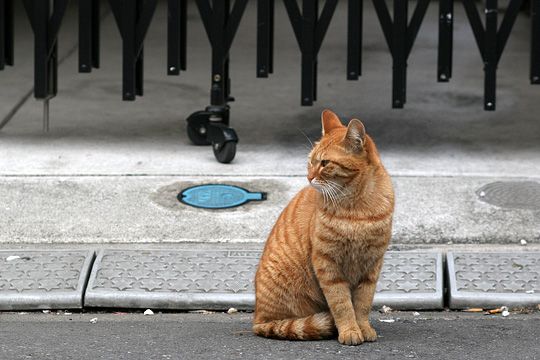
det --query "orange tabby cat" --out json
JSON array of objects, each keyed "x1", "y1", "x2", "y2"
[{"x1": 253, "y1": 109, "x2": 394, "y2": 346}]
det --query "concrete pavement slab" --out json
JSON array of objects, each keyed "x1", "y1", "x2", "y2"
[
  {"x1": 0, "y1": 249, "x2": 94, "y2": 310},
  {"x1": 448, "y1": 252, "x2": 540, "y2": 309},
  {"x1": 84, "y1": 249, "x2": 443, "y2": 310},
  {"x1": 0, "y1": 175, "x2": 538, "y2": 245}
]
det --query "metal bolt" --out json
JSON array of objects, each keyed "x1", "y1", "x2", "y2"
[
  {"x1": 349, "y1": 71, "x2": 356, "y2": 76},
  {"x1": 440, "y1": 74, "x2": 447, "y2": 80},
  {"x1": 169, "y1": 66, "x2": 176, "y2": 72},
  {"x1": 81, "y1": 64, "x2": 88, "y2": 69},
  {"x1": 199, "y1": 126, "x2": 207, "y2": 135},
  {"x1": 533, "y1": 76, "x2": 540, "y2": 83},
  {"x1": 214, "y1": 143, "x2": 220, "y2": 150},
  {"x1": 125, "y1": 92, "x2": 132, "y2": 98},
  {"x1": 446, "y1": 13, "x2": 452, "y2": 20},
  {"x1": 487, "y1": 102, "x2": 493, "y2": 107},
  {"x1": 213, "y1": 74, "x2": 221, "y2": 82},
  {"x1": 304, "y1": 97, "x2": 310, "y2": 102}
]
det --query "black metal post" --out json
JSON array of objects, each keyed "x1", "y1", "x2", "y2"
[
  {"x1": 438, "y1": 0, "x2": 453, "y2": 82},
  {"x1": 257, "y1": 0, "x2": 274, "y2": 77},
  {"x1": 121, "y1": 0, "x2": 136, "y2": 100},
  {"x1": 0, "y1": 0, "x2": 14, "y2": 70},
  {"x1": 79, "y1": 0, "x2": 100, "y2": 72},
  {"x1": 347, "y1": 0, "x2": 362, "y2": 80},
  {"x1": 532, "y1": 0, "x2": 540, "y2": 83},
  {"x1": 300, "y1": 0, "x2": 316, "y2": 106},
  {"x1": 392, "y1": 0, "x2": 407, "y2": 108},
  {"x1": 484, "y1": 0, "x2": 498, "y2": 111},
  {"x1": 210, "y1": 0, "x2": 226, "y2": 106},
  {"x1": 167, "y1": 0, "x2": 187, "y2": 75}
]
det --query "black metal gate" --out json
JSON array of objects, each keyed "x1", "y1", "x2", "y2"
[{"x1": 0, "y1": 0, "x2": 538, "y2": 162}]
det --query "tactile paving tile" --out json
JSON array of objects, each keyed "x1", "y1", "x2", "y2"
[
  {"x1": 374, "y1": 252, "x2": 443, "y2": 310},
  {"x1": 0, "y1": 250, "x2": 95, "y2": 310},
  {"x1": 448, "y1": 252, "x2": 540, "y2": 309},
  {"x1": 85, "y1": 250, "x2": 443, "y2": 310}
]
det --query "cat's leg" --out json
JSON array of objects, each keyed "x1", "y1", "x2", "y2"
[
  {"x1": 352, "y1": 260, "x2": 383, "y2": 342},
  {"x1": 312, "y1": 250, "x2": 363, "y2": 345}
]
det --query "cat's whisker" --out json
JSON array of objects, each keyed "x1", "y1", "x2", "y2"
[
  {"x1": 296, "y1": 127, "x2": 314, "y2": 148},
  {"x1": 325, "y1": 181, "x2": 346, "y2": 198},
  {"x1": 326, "y1": 180, "x2": 350, "y2": 199}
]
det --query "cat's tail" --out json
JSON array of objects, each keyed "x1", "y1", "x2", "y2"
[{"x1": 252, "y1": 312, "x2": 335, "y2": 340}]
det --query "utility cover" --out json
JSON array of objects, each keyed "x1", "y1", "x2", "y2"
[{"x1": 178, "y1": 184, "x2": 266, "y2": 209}]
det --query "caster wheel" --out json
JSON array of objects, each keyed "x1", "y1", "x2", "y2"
[
  {"x1": 187, "y1": 122, "x2": 211, "y2": 145},
  {"x1": 213, "y1": 141, "x2": 236, "y2": 163}
]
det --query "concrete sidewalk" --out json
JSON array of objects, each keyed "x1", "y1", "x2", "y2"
[{"x1": 0, "y1": 0, "x2": 539, "y2": 246}]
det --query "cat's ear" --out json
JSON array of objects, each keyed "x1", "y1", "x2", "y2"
[
  {"x1": 344, "y1": 119, "x2": 366, "y2": 153},
  {"x1": 321, "y1": 109, "x2": 343, "y2": 135}
]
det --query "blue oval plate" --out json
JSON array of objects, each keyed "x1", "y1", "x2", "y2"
[{"x1": 178, "y1": 184, "x2": 267, "y2": 209}]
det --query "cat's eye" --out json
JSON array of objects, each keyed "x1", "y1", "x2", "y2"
[{"x1": 320, "y1": 160, "x2": 329, "y2": 167}]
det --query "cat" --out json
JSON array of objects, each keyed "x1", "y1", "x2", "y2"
[{"x1": 253, "y1": 109, "x2": 394, "y2": 346}]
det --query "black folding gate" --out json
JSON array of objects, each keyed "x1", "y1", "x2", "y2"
[{"x1": 0, "y1": 0, "x2": 538, "y2": 162}]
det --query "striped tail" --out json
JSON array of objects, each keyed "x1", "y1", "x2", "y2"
[{"x1": 253, "y1": 312, "x2": 335, "y2": 340}]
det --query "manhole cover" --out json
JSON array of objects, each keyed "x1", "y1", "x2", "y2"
[
  {"x1": 476, "y1": 181, "x2": 540, "y2": 210},
  {"x1": 178, "y1": 184, "x2": 266, "y2": 209}
]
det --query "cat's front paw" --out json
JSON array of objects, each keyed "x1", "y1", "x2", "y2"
[
  {"x1": 338, "y1": 328, "x2": 364, "y2": 346},
  {"x1": 359, "y1": 323, "x2": 377, "y2": 342}
]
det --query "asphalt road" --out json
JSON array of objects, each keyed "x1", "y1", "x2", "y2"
[{"x1": 0, "y1": 311, "x2": 538, "y2": 360}]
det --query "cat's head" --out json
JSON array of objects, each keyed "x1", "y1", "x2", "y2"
[{"x1": 307, "y1": 110, "x2": 380, "y2": 199}]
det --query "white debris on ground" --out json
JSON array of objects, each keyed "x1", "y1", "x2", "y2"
[
  {"x1": 227, "y1": 308, "x2": 238, "y2": 314},
  {"x1": 143, "y1": 309, "x2": 154, "y2": 316},
  {"x1": 42, "y1": 310, "x2": 50, "y2": 314},
  {"x1": 90, "y1": 318, "x2": 98, "y2": 324},
  {"x1": 501, "y1": 306, "x2": 510, "y2": 317},
  {"x1": 379, "y1": 305, "x2": 393, "y2": 314},
  {"x1": 526, "y1": 290, "x2": 535, "y2": 294},
  {"x1": 188, "y1": 310, "x2": 215, "y2": 314},
  {"x1": 378, "y1": 319, "x2": 396, "y2": 323},
  {"x1": 520, "y1": 239, "x2": 528, "y2": 246},
  {"x1": 412, "y1": 312, "x2": 420, "y2": 316},
  {"x1": 6, "y1": 255, "x2": 20, "y2": 261}
]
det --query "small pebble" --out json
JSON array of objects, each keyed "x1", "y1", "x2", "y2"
[
  {"x1": 144, "y1": 309, "x2": 154, "y2": 316},
  {"x1": 520, "y1": 239, "x2": 527, "y2": 246},
  {"x1": 90, "y1": 318, "x2": 98, "y2": 324},
  {"x1": 227, "y1": 308, "x2": 238, "y2": 314},
  {"x1": 412, "y1": 312, "x2": 420, "y2": 316},
  {"x1": 42, "y1": 310, "x2": 50, "y2": 314}
]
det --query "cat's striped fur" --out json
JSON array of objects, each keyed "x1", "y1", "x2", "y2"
[{"x1": 253, "y1": 110, "x2": 394, "y2": 345}]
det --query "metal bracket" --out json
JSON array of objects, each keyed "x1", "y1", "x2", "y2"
[
  {"x1": 195, "y1": 0, "x2": 248, "y2": 106},
  {"x1": 463, "y1": 0, "x2": 523, "y2": 110},
  {"x1": 373, "y1": 0, "x2": 430, "y2": 108},
  {"x1": 167, "y1": 0, "x2": 187, "y2": 75},
  {"x1": 23, "y1": 0, "x2": 69, "y2": 100},
  {"x1": 0, "y1": 0, "x2": 14, "y2": 70},
  {"x1": 283, "y1": 0, "x2": 338, "y2": 106},
  {"x1": 109, "y1": 0, "x2": 157, "y2": 100},
  {"x1": 79, "y1": 0, "x2": 100, "y2": 73},
  {"x1": 256, "y1": 0, "x2": 274, "y2": 78},
  {"x1": 23, "y1": 0, "x2": 70, "y2": 132}
]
